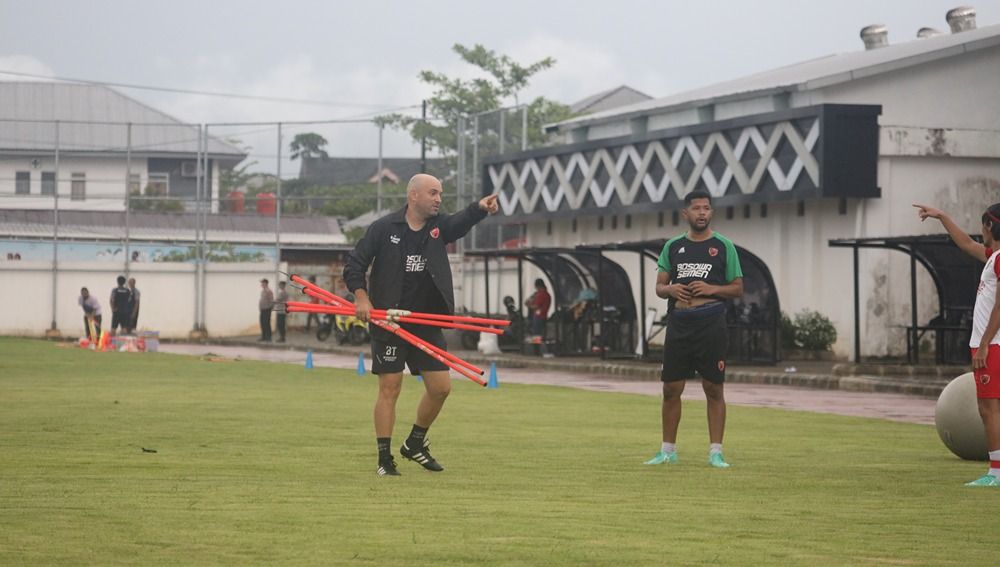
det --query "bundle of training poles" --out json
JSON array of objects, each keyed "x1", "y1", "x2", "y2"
[{"x1": 285, "y1": 274, "x2": 509, "y2": 387}]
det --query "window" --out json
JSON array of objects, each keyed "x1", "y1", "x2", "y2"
[
  {"x1": 671, "y1": 210, "x2": 679, "y2": 226},
  {"x1": 598, "y1": 216, "x2": 604, "y2": 231},
  {"x1": 147, "y1": 172, "x2": 169, "y2": 196},
  {"x1": 571, "y1": 218, "x2": 577, "y2": 233},
  {"x1": 15, "y1": 171, "x2": 30, "y2": 195},
  {"x1": 625, "y1": 214, "x2": 632, "y2": 229},
  {"x1": 726, "y1": 206, "x2": 734, "y2": 220},
  {"x1": 797, "y1": 201, "x2": 806, "y2": 217},
  {"x1": 760, "y1": 203, "x2": 768, "y2": 218},
  {"x1": 611, "y1": 215, "x2": 618, "y2": 230},
  {"x1": 839, "y1": 198, "x2": 848, "y2": 215},
  {"x1": 129, "y1": 173, "x2": 141, "y2": 195},
  {"x1": 41, "y1": 172, "x2": 55, "y2": 195},
  {"x1": 70, "y1": 173, "x2": 86, "y2": 200},
  {"x1": 546, "y1": 220, "x2": 552, "y2": 236},
  {"x1": 743, "y1": 205, "x2": 751, "y2": 219},
  {"x1": 657, "y1": 211, "x2": 664, "y2": 227}
]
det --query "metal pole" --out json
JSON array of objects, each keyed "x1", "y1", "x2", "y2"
[
  {"x1": 200, "y1": 124, "x2": 210, "y2": 330},
  {"x1": 193, "y1": 125, "x2": 203, "y2": 331},
  {"x1": 640, "y1": 253, "x2": 647, "y2": 358},
  {"x1": 910, "y1": 247, "x2": 918, "y2": 364},
  {"x1": 420, "y1": 100, "x2": 427, "y2": 173},
  {"x1": 499, "y1": 109, "x2": 505, "y2": 155},
  {"x1": 456, "y1": 116, "x2": 466, "y2": 308},
  {"x1": 517, "y1": 256, "x2": 524, "y2": 342},
  {"x1": 484, "y1": 256, "x2": 490, "y2": 314},
  {"x1": 50, "y1": 121, "x2": 60, "y2": 331},
  {"x1": 598, "y1": 251, "x2": 606, "y2": 360},
  {"x1": 124, "y1": 122, "x2": 132, "y2": 277},
  {"x1": 471, "y1": 116, "x2": 479, "y2": 248},
  {"x1": 853, "y1": 246, "x2": 861, "y2": 363},
  {"x1": 521, "y1": 106, "x2": 528, "y2": 151},
  {"x1": 275, "y1": 123, "x2": 282, "y2": 285},
  {"x1": 472, "y1": 116, "x2": 479, "y2": 197},
  {"x1": 376, "y1": 124, "x2": 383, "y2": 213}
]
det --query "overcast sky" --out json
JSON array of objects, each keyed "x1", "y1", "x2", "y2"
[{"x1": 1, "y1": 0, "x2": 997, "y2": 171}]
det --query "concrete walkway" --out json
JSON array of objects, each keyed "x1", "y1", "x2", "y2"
[{"x1": 159, "y1": 343, "x2": 937, "y2": 425}]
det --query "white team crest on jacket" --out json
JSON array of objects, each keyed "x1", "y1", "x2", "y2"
[{"x1": 390, "y1": 235, "x2": 400, "y2": 244}]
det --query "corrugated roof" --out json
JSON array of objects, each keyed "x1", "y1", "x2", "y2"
[
  {"x1": 0, "y1": 209, "x2": 344, "y2": 245},
  {"x1": 299, "y1": 156, "x2": 449, "y2": 186},
  {"x1": 0, "y1": 82, "x2": 245, "y2": 157},
  {"x1": 551, "y1": 23, "x2": 1000, "y2": 131},
  {"x1": 569, "y1": 85, "x2": 652, "y2": 114}
]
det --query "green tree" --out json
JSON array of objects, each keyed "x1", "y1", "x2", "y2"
[
  {"x1": 219, "y1": 139, "x2": 258, "y2": 200},
  {"x1": 289, "y1": 132, "x2": 329, "y2": 160},
  {"x1": 380, "y1": 43, "x2": 574, "y2": 158}
]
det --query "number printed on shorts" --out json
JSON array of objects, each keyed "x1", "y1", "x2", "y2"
[{"x1": 383, "y1": 345, "x2": 398, "y2": 362}]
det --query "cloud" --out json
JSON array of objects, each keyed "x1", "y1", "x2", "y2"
[
  {"x1": 504, "y1": 36, "x2": 629, "y2": 105},
  {"x1": 0, "y1": 55, "x2": 56, "y2": 81},
  {"x1": 145, "y1": 55, "x2": 428, "y2": 168}
]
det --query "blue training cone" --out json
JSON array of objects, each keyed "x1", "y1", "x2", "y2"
[
  {"x1": 357, "y1": 352, "x2": 366, "y2": 376},
  {"x1": 487, "y1": 362, "x2": 499, "y2": 389},
  {"x1": 305, "y1": 350, "x2": 314, "y2": 370},
  {"x1": 415, "y1": 374, "x2": 423, "y2": 382}
]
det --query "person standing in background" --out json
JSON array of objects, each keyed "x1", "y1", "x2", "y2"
[
  {"x1": 259, "y1": 278, "x2": 274, "y2": 342},
  {"x1": 78, "y1": 287, "x2": 102, "y2": 341},
  {"x1": 128, "y1": 277, "x2": 141, "y2": 331},
  {"x1": 274, "y1": 281, "x2": 289, "y2": 343},
  {"x1": 109, "y1": 275, "x2": 134, "y2": 335}
]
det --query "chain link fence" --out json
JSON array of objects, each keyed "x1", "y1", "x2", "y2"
[{"x1": 0, "y1": 116, "x2": 453, "y2": 337}]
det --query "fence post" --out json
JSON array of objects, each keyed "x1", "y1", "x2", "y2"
[
  {"x1": 377, "y1": 124, "x2": 383, "y2": 213},
  {"x1": 49, "y1": 120, "x2": 61, "y2": 335},
  {"x1": 124, "y1": 122, "x2": 132, "y2": 278},
  {"x1": 275, "y1": 123, "x2": 282, "y2": 286}
]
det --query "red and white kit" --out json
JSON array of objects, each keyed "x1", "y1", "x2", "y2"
[{"x1": 970, "y1": 248, "x2": 1000, "y2": 398}]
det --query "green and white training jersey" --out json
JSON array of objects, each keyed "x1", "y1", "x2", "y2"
[{"x1": 657, "y1": 231, "x2": 743, "y2": 311}]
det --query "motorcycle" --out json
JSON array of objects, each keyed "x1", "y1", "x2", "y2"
[
  {"x1": 459, "y1": 295, "x2": 523, "y2": 351},
  {"x1": 316, "y1": 313, "x2": 370, "y2": 345}
]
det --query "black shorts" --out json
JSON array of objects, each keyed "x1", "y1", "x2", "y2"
[
  {"x1": 661, "y1": 303, "x2": 728, "y2": 384},
  {"x1": 110, "y1": 311, "x2": 130, "y2": 331},
  {"x1": 370, "y1": 324, "x2": 449, "y2": 376}
]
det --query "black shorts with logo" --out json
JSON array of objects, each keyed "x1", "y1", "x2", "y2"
[
  {"x1": 661, "y1": 302, "x2": 728, "y2": 384},
  {"x1": 370, "y1": 324, "x2": 449, "y2": 376}
]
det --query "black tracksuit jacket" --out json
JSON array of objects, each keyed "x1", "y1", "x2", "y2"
[{"x1": 342, "y1": 202, "x2": 487, "y2": 315}]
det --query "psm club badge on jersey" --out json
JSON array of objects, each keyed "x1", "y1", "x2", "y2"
[
  {"x1": 709, "y1": 247, "x2": 719, "y2": 257},
  {"x1": 430, "y1": 227, "x2": 440, "y2": 239}
]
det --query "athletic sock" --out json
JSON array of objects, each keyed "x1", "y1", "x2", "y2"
[
  {"x1": 709, "y1": 443, "x2": 723, "y2": 456},
  {"x1": 661, "y1": 442, "x2": 676, "y2": 454},
  {"x1": 407, "y1": 424, "x2": 428, "y2": 446},
  {"x1": 989, "y1": 449, "x2": 1000, "y2": 477},
  {"x1": 377, "y1": 437, "x2": 392, "y2": 461}
]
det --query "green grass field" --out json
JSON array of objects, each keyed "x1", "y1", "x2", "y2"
[{"x1": 0, "y1": 338, "x2": 993, "y2": 566}]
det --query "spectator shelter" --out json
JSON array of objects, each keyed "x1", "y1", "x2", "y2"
[
  {"x1": 829, "y1": 234, "x2": 981, "y2": 364},
  {"x1": 466, "y1": 240, "x2": 780, "y2": 363},
  {"x1": 579, "y1": 240, "x2": 780, "y2": 364},
  {"x1": 464, "y1": 248, "x2": 637, "y2": 358}
]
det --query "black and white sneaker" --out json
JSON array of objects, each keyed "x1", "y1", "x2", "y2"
[
  {"x1": 376, "y1": 456, "x2": 401, "y2": 477},
  {"x1": 400, "y1": 439, "x2": 444, "y2": 472}
]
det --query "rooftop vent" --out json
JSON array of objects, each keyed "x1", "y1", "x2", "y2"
[
  {"x1": 860, "y1": 24, "x2": 889, "y2": 50},
  {"x1": 946, "y1": 6, "x2": 977, "y2": 33}
]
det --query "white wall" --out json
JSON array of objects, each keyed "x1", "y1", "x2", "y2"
[
  {"x1": 0, "y1": 156, "x2": 144, "y2": 211},
  {"x1": 464, "y1": 151, "x2": 1000, "y2": 359},
  {"x1": 0, "y1": 260, "x2": 281, "y2": 338}
]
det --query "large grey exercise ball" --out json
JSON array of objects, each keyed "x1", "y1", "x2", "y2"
[{"x1": 935, "y1": 373, "x2": 988, "y2": 461}]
